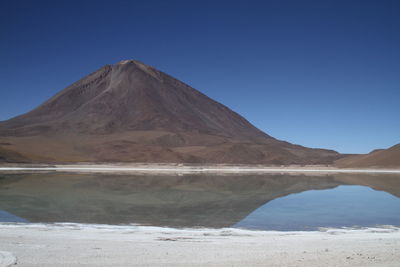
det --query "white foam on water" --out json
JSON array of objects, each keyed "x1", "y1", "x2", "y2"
[{"x1": 0, "y1": 222, "x2": 398, "y2": 236}]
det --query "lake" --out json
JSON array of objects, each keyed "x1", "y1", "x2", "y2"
[{"x1": 0, "y1": 172, "x2": 399, "y2": 231}]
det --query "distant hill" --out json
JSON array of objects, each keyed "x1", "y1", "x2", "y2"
[
  {"x1": 0, "y1": 60, "x2": 341, "y2": 164},
  {"x1": 336, "y1": 144, "x2": 400, "y2": 168}
]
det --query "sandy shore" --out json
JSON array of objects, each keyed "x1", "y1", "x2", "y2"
[
  {"x1": 0, "y1": 223, "x2": 399, "y2": 266},
  {"x1": 0, "y1": 164, "x2": 399, "y2": 174}
]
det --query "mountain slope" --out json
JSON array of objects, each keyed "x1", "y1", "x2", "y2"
[
  {"x1": 0, "y1": 61, "x2": 269, "y2": 141},
  {"x1": 336, "y1": 144, "x2": 400, "y2": 168},
  {"x1": 0, "y1": 60, "x2": 341, "y2": 164}
]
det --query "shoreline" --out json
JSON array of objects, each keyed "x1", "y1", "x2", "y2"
[
  {"x1": 0, "y1": 223, "x2": 399, "y2": 266},
  {"x1": 0, "y1": 164, "x2": 400, "y2": 174}
]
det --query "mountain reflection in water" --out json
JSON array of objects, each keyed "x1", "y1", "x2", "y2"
[{"x1": 0, "y1": 172, "x2": 399, "y2": 230}]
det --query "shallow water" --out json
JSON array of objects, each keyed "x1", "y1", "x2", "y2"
[
  {"x1": 235, "y1": 185, "x2": 400, "y2": 230},
  {"x1": 0, "y1": 172, "x2": 399, "y2": 230}
]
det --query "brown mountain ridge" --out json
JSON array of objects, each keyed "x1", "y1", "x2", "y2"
[
  {"x1": 0, "y1": 60, "x2": 342, "y2": 164},
  {"x1": 336, "y1": 144, "x2": 400, "y2": 168}
]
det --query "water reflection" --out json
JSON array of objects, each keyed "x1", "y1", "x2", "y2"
[
  {"x1": 0, "y1": 172, "x2": 399, "y2": 229},
  {"x1": 235, "y1": 185, "x2": 400, "y2": 230},
  {"x1": 0, "y1": 210, "x2": 27, "y2": 223}
]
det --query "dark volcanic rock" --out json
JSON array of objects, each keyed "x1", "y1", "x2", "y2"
[{"x1": 0, "y1": 60, "x2": 341, "y2": 164}]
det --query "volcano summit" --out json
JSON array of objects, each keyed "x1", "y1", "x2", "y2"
[{"x1": 0, "y1": 60, "x2": 341, "y2": 164}]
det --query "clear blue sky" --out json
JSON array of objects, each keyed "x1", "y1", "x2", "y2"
[{"x1": 1, "y1": 0, "x2": 399, "y2": 154}]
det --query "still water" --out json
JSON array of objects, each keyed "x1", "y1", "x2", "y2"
[{"x1": 0, "y1": 172, "x2": 399, "y2": 230}]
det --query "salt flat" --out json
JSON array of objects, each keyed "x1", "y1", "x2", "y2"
[
  {"x1": 0, "y1": 223, "x2": 399, "y2": 266},
  {"x1": 0, "y1": 164, "x2": 400, "y2": 174}
]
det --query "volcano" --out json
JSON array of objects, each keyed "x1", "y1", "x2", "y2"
[{"x1": 0, "y1": 60, "x2": 341, "y2": 164}]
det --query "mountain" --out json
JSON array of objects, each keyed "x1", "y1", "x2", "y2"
[
  {"x1": 336, "y1": 144, "x2": 400, "y2": 168},
  {"x1": 0, "y1": 60, "x2": 341, "y2": 164}
]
